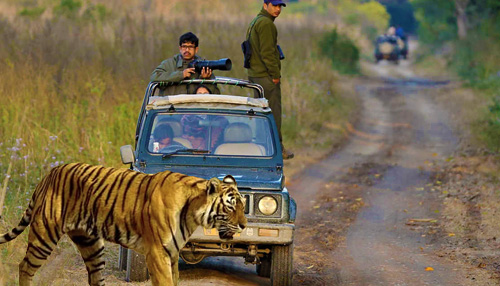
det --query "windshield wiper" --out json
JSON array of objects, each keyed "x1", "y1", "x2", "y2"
[{"x1": 162, "y1": 148, "x2": 210, "y2": 158}]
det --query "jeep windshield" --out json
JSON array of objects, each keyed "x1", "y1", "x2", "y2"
[{"x1": 147, "y1": 113, "x2": 275, "y2": 157}]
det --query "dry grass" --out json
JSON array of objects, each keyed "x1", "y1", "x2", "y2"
[{"x1": 0, "y1": 1, "x2": 362, "y2": 284}]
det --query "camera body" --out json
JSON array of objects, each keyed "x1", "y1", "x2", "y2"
[{"x1": 188, "y1": 58, "x2": 232, "y2": 73}]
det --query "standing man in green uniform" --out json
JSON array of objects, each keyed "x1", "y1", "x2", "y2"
[
  {"x1": 150, "y1": 32, "x2": 219, "y2": 95},
  {"x1": 246, "y1": 0, "x2": 294, "y2": 159}
]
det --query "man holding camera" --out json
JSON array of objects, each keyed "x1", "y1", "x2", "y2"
[
  {"x1": 150, "y1": 32, "x2": 219, "y2": 94},
  {"x1": 246, "y1": 0, "x2": 294, "y2": 159}
]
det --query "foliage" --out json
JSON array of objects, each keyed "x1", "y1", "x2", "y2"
[
  {"x1": 53, "y1": 0, "x2": 82, "y2": 18},
  {"x1": 380, "y1": 0, "x2": 417, "y2": 34},
  {"x1": 82, "y1": 3, "x2": 110, "y2": 22},
  {"x1": 19, "y1": 7, "x2": 46, "y2": 18},
  {"x1": 411, "y1": 0, "x2": 457, "y2": 45},
  {"x1": 319, "y1": 28, "x2": 360, "y2": 75},
  {"x1": 451, "y1": 36, "x2": 500, "y2": 89},
  {"x1": 480, "y1": 96, "x2": 500, "y2": 152},
  {"x1": 412, "y1": 0, "x2": 500, "y2": 151},
  {"x1": 337, "y1": 0, "x2": 390, "y2": 38},
  {"x1": 285, "y1": 1, "x2": 324, "y2": 15}
]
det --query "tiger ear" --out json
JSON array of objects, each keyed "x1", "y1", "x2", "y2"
[
  {"x1": 222, "y1": 175, "x2": 237, "y2": 186},
  {"x1": 207, "y1": 177, "x2": 221, "y2": 195}
]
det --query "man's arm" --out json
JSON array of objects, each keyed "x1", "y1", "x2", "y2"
[
  {"x1": 198, "y1": 66, "x2": 220, "y2": 93},
  {"x1": 150, "y1": 58, "x2": 185, "y2": 82}
]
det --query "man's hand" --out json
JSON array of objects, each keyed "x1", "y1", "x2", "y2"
[
  {"x1": 272, "y1": 78, "x2": 280, "y2": 84},
  {"x1": 183, "y1": 68, "x2": 195, "y2": 79},
  {"x1": 200, "y1": 67, "x2": 213, "y2": 79}
]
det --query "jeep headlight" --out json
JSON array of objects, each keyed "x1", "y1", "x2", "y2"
[{"x1": 258, "y1": 196, "x2": 278, "y2": 215}]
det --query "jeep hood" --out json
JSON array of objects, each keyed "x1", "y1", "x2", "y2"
[{"x1": 141, "y1": 165, "x2": 283, "y2": 190}]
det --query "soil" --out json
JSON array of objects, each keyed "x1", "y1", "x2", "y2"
[
  {"x1": 2, "y1": 48, "x2": 500, "y2": 286},
  {"x1": 289, "y1": 59, "x2": 500, "y2": 285}
]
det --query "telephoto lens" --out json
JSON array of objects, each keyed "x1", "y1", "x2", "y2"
[{"x1": 188, "y1": 58, "x2": 232, "y2": 72}]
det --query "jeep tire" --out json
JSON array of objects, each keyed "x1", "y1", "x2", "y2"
[
  {"x1": 126, "y1": 249, "x2": 149, "y2": 282},
  {"x1": 257, "y1": 255, "x2": 271, "y2": 277},
  {"x1": 270, "y1": 244, "x2": 293, "y2": 286}
]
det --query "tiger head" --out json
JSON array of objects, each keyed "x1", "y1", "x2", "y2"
[{"x1": 206, "y1": 175, "x2": 247, "y2": 240}]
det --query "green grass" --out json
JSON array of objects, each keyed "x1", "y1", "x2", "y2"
[{"x1": 449, "y1": 34, "x2": 500, "y2": 152}]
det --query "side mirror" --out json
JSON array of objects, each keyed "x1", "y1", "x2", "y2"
[{"x1": 120, "y1": 145, "x2": 135, "y2": 164}]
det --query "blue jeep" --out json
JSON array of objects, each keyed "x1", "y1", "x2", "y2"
[{"x1": 119, "y1": 77, "x2": 296, "y2": 285}]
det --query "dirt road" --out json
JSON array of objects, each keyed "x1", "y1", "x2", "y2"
[
  {"x1": 291, "y1": 61, "x2": 475, "y2": 285},
  {"x1": 173, "y1": 61, "x2": 500, "y2": 285}
]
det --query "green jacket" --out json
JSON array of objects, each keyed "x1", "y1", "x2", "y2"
[
  {"x1": 247, "y1": 9, "x2": 281, "y2": 79},
  {"x1": 150, "y1": 54, "x2": 219, "y2": 95}
]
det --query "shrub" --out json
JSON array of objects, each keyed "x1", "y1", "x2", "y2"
[
  {"x1": 54, "y1": 0, "x2": 82, "y2": 18},
  {"x1": 319, "y1": 28, "x2": 360, "y2": 75},
  {"x1": 19, "y1": 7, "x2": 46, "y2": 19},
  {"x1": 482, "y1": 96, "x2": 500, "y2": 152}
]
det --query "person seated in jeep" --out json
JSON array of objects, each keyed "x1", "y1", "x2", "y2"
[
  {"x1": 151, "y1": 124, "x2": 183, "y2": 152},
  {"x1": 181, "y1": 115, "x2": 208, "y2": 150},
  {"x1": 180, "y1": 115, "x2": 229, "y2": 151},
  {"x1": 194, "y1": 84, "x2": 211, "y2": 94},
  {"x1": 209, "y1": 116, "x2": 229, "y2": 150}
]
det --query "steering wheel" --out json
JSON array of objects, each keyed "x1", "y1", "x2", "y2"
[{"x1": 159, "y1": 145, "x2": 183, "y2": 153}]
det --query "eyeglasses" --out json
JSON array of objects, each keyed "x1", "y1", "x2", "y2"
[{"x1": 180, "y1": 45, "x2": 196, "y2": 50}]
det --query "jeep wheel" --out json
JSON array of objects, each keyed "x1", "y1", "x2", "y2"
[
  {"x1": 126, "y1": 249, "x2": 149, "y2": 282},
  {"x1": 118, "y1": 246, "x2": 129, "y2": 271},
  {"x1": 256, "y1": 255, "x2": 271, "y2": 277},
  {"x1": 270, "y1": 244, "x2": 293, "y2": 286},
  {"x1": 180, "y1": 251, "x2": 206, "y2": 264}
]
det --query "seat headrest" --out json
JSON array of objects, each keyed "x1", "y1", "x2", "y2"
[
  {"x1": 223, "y1": 122, "x2": 252, "y2": 143},
  {"x1": 157, "y1": 121, "x2": 182, "y2": 137}
]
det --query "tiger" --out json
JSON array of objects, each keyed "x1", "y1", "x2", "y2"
[{"x1": 0, "y1": 162, "x2": 247, "y2": 286}]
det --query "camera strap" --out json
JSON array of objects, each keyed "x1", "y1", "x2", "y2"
[{"x1": 246, "y1": 15, "x2": 263, "y2": 41}]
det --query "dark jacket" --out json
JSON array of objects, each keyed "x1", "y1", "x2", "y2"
[
  {"x1": 150, "y1": 54, "x2": 219, "y2": 95},
  {"x1": 247, "y1": 8, "x2": 281, "y2": 79}
]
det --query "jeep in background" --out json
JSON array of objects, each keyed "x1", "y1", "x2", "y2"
[
  {"x1": 119, "y1": 77, "x2": 296, "y2": 285},
  {"x1": 374, "y1": 34, "x2": 401, "y2": 64}
]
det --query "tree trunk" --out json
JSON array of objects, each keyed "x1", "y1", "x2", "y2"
[{"x1": 454, "y1": 0, "x2": 469, "y2": 40}]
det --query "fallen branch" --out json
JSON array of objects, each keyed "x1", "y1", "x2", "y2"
[{"x1": 407, "y1": 218, "x2": 438, "y2": 223}]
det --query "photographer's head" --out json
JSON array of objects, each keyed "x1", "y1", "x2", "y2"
[{"x1": 179, "y1": 32, "x2": 199, "y2": 61}]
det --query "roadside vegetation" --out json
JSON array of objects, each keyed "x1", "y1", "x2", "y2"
[
  {"x1": 411, "y1": 0, "x2": 500, "y2": 152},
  {"x1": 0, "y1": 0, "x2": 386, "y2": 283},
  {"x1": 406, "y1": 1, "x2": 500, "y2": 280}
]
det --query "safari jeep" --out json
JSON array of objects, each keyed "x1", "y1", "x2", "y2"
[
  {"x1": 374, "y1": 34, "x2": 401, "y2": 64},
  {"x1": 119, "y1": 77, "x2": 296, "y2": 285}
]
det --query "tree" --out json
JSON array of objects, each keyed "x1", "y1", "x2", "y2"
[
  {"x1": 410, "y1": 0, "x2": 456, "y2": 44},
  {"x1": 379, "y1": 0, "x2": 417, "y2": 34},
  {"x1": 454, "y1": 0, "x2": 469, "y2": 39}
]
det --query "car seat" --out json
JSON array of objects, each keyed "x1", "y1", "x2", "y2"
[{"x1": 214, "y1": 122, "x2": 265, "y2": 156}]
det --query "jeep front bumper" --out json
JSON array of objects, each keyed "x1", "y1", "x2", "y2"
[{"x1": 188, "y1": 222, "x2": 295, "y2": 245}]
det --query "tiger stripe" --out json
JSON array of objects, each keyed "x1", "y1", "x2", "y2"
[{"x1": 0, "y1": 163, "x2": 246, "y2": 286}]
